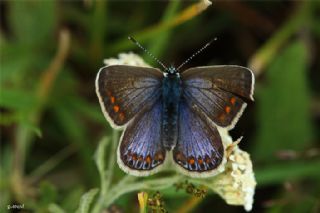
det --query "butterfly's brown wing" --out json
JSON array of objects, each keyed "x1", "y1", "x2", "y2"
[
  {"x1": 181, "y1": 65, "x2": 254, "y2": 129},
  {"x1": 96, "y1": 65, "x2": 163, "y2": 128}
]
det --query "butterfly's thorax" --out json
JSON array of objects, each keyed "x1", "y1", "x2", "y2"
[{"x1": 162, "y1": 72, "x2": 182, "y2": 151}]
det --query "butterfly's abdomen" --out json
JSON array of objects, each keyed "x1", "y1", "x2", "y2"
[{"x1": 162, "y1": 74, "x2": 182, "y2": 151}]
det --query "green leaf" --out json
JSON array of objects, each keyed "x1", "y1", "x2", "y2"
[
  {"x1": 39, "y1": 181, "x2": 58, "y2": 207},
  {"x1": 0, "y1": 44, "x2": 36, "y2": 85},
  {"x1": 94, "y1": 137, "x2": 109, "y2": 193},
  {"x1": 254, "y1": 41, "x2": 313, "y2": 161},
  {"x1": 21, "y1": 122, "x2": 42, "y2": 138},
  {"x1": 60, "y1": 187, "x2": 85, "y2": 212},
  {"x1": 0, "y1": 112, "x2": 42, "y2": 137},
  {"x1": 9, "y1": 0, "x2": 56, "y2": 46},
  {"x1": 48, "y1": 203, "x2": 66, "y2": 213},
  {"x1": 76, "y1": 188, "x2": 99, "y2": 213},
  {"x1": 91, "y1": 137, "x2": 109, "y2": 213},
  {"x1": 89, "y1": 0, "x2": 108, "y2": 65},
  {"x1": 91, "y1": 134, "x2": 118, "y2": 213},
  {"x1": 67, "y1": 97, "x2": 107, "y2": 124},
  {"x1": 143, "y1": 0, "x2": 181, "y2": 64},
  {"x1": 0, "y1": 88, "x2": 37, "y2": 110},
  {"x1": 52, "y1": 104, "x2": 97, "y2": 184},
  {"x1": 256, "y1": 160, "x2": 320, "y2": 185}
]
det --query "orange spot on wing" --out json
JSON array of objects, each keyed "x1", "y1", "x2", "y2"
[
  {"x1": 119, "y1": 112, "x2": 125, "y2": 121},
  {"x1": 219, "y1": 114, "x2": 225, "y2": 121},
  {"x1": 189, "y1": 157, "x2": 195, "y2": 165},
  {"x1": 230, "y1": 97, "x2": 236, "y2": 105},
  {"x1": 113, "y1": 105, "x2": 120, "y2": 112},
  {"x1": 132, "y1": 153, "x2": 137, "y2": 161},
  {"x1": 175, "y1": 152, "x2": 186, "y2": 164},
  {"x1": 110, "y1": 96, "x2": 115, "y2": 104},
  {"x1": 198, "y1": 158, "x2": 203, "y2": 164},
  {"x1": 146, "y1": 155, "x2": 151, "y2": 163},
  {"x1": 155, "y1": 153, "x2": 164, "y2": 161},
  {"x1": 225, "y1": 106, "x2": 231, "y2": 114}
]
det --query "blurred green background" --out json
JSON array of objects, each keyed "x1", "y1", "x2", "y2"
[{"x1": 1, "y1": 0, "x2": 320, "y2": 212}]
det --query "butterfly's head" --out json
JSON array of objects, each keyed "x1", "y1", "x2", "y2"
[{"x1": 166, "y1": 65, "x2": 178, "y2": 75}]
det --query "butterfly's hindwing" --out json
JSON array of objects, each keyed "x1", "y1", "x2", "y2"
[
  {"x1": 96, "y1": 65, "x2": 163, "y2": 128},
  {"x1": 118, "y1": 99, "x2": 166, "y2": 176},
  {"x1": 181, "y1": 65, "x2": 254, "y2": 129},
  {"x1": 173, "y1": 100, "x2": 224, "y2": 177}
]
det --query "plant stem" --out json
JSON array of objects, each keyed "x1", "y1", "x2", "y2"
[
  {"x1": 105, "y1": 130, "x2": 119, "y2": 192},
  {"x1": 28, "y1": 145, "x2": 76, "y2": 184},
  {"x1": 102, "y1": 175, "x2": 182, "y2": 209},
  {"x1": 11, "y1": 29, "x2": 70, "y2": 202},
  {"x1": 248, "y1": 1, "x2": 311, "y2": 75},
  {"x1": 109, "y1": 0, "x2": 212, "y2": 53}
]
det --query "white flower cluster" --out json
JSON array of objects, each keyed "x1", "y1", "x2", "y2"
[
  {"x1": 228, "y1": 146, "x2": 256, "y2": 211},
  {"x1": 103, "y1": 52, "x2": 150, "y2": 67},
  {"x1": 206, "y1": 128, "x2": 256, "y2": 211}
]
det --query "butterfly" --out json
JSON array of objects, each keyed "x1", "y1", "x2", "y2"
[{"x1": 96, "y1": 37, "x2": 254, "y2": 177}]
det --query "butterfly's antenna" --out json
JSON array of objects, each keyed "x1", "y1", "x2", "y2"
[
  {"x1": 177, "y1": 37, "x2": 217, "y2": 71},
  {"x1": 128, "y1": 36, "x2": 168, "y2": 71}
]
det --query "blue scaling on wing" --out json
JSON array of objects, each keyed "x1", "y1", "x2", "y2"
[
  {"x1": 173, "y1": 99, "x2": 224, "y2": 173},
  {"x1": 181, "y1": 65, "x2": 254, "y2": 129},
  {"x1": 96, "y1": 65, "x2": 163, "y2": 127},
  {"x1": 118, "y1": 99, "x2": 166, "y2": 174}
]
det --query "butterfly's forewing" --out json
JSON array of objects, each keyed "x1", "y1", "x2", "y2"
[
  {"x1": 96, "y1": 65, "x2": 163, "y2": 128},
  {"x1": 181, "y1": 65, "x2": 254, "y2": 129},
  {"x1": 173, "y1": 100, "x2": 225, "y2": 177},
  {"x1": 118, "y1": 100, "x2": 166, "y2": 176}
]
